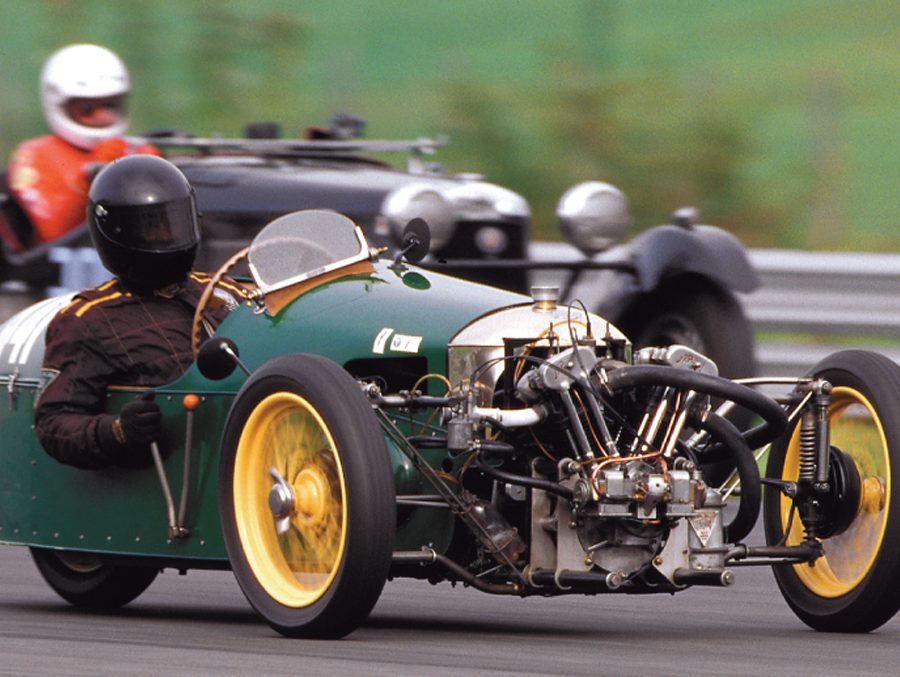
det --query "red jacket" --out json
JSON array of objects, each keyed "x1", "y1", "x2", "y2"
[{"x1": 8, "y1": 135, "x2": 159, "y2": 245}]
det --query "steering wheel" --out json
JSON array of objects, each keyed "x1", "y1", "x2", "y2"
[{"x1": 191, "y1": 246, "x2": 250, "y2": 359}]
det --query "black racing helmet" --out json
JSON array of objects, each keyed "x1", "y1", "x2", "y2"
[{"x1": 88, "y1": 155, "x2": 199, "y2": 289}]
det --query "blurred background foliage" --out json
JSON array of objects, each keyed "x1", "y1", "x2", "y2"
[{"x1": 0, "y1": 0, "x2": 896, "y2": 248}]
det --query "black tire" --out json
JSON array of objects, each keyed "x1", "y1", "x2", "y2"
[
  {"x1": 763, "y1": 350, "x2": 900, "y2": 632},
  {"x1": 219, "y1": 354, "x2": 395, "y2": 639},
  {"x1": 617, "y1": 276, "x2": 755, "y2": 380},
  {"x1": 30, "y1": 548, "x2": 158, "y2": 608}
]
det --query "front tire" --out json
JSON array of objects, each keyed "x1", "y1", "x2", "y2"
[
  {"x1": 764, "y1": 350, "x2": 900, "y2": 632},
  {"x1": 30, "y1": 548, "x2": 158, "y2": 608},
  {"x1": 219, "y1": 354, "x2": 395, "y2": 638}
]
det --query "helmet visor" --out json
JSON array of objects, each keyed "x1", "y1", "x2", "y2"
[
  {"x1": 96, "y1": 200, "x2": 199, "y2": 253},
  {"x1": 64, "y1": 95, "x2": 128, "y2": 129}
]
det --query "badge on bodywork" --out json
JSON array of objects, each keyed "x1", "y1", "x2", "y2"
[
  {"x1": 373, "y1": 328, "x2": 393, "y2": 354},
  {"x1": 373, "y1": 328, "x2": 422, "y2": 354}
]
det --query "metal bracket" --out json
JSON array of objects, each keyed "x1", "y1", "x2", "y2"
[
  {"x1": 7, "y1": 368, "x2": 19, "y2": 411},
  {"x1": 151, "y1": 402, "x2": 198, "y2": 540},
  {"x1": 374, "y1": 409, "x2": 526, "y2": 590}
]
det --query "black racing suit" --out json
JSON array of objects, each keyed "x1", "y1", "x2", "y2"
[{"x1": 34, "y1": 272, "x2": 245, "y2": 468}]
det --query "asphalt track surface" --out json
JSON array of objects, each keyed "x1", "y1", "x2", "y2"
[{"x1": 1, "y1": 531, "x2": 898, "y2": 677}]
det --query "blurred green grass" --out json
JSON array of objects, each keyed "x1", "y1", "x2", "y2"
[{"x1": 1, "y1": 0, "x2": 896, "y2": 246}]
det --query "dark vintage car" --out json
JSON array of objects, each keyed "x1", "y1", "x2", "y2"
[
  {"x1": 0, "y1": 210, "x2": 898, "y2": 639},
  {"x1": 0, "y1": 117, "x2": 756, "y2": 378}
]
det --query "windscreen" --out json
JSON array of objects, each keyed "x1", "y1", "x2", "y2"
[{"x1": 248, "y1": 210, "x2": 367, "y2": 292}]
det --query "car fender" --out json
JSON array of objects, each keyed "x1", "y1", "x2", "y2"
[
  {"x1": 562, "y1": 224, "x2": 757, "y2": 319},
  {"x1": 624, "y1": 224, "x2": 759, "y2": 294}
]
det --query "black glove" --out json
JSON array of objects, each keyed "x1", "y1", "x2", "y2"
[{"x1": 115, "y1": 390, "x2": 162, "y2": 446}]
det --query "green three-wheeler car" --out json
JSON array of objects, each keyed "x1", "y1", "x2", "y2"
[{"x1": 1, "y1": 210, "x2": 898, "y2": 638}]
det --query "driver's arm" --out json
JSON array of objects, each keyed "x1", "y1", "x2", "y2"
[
  {"x1": 8, "y1": 137, "x2": 89, "y2": 244},
  {"x1": 34, "y1": 307, "x2": 159, "y2": 469}
]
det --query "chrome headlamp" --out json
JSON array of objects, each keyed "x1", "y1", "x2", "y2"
[
  {"x1": 380, "y1": 184, "x2": 456, "y2": 251},
  {"x1": 445, "y1": 180, "x2": 530, "y2": 256},
  {"x1": 557, "y1": 181, "x2": 632, "y2": 255},
  {"x1": 443, "y1": 180, "x2": 530, "y2": 221},
  {"x1": 380, "y1": 179, "x2": 530, "y2": 253}
]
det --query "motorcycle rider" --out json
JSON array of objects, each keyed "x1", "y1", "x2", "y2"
[
  {"x1": 6, "y1": 44, "x2": 159, "y2": 250},
  {"x1": 34, "y1": 155, "x2": 245, "y2": 469}
]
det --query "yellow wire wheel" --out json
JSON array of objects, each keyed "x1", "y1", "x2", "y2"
[
  {"x1": 764, "y1": 351, "x2": 900, "y2": 633},
  {"x1": 778, "y1": 387, "x2": 888, "y2": 597},
  {"x1": 233, "y1": 392, "x2": 347, "y2": 608},
  {"x1": 219, "y1": 354, "x2": 395, "y2": 639}
]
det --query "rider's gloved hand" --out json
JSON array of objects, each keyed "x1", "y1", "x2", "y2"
[
  {"x1": 97, "y1": 390, "x2": 161, "y2": 463},
  {"x1": 116, "y1": 390, "x2": 162, "y2": 445}
]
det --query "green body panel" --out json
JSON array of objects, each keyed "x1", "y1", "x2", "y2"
[
  {"x1": 0, "y1": 262, "x2": 524, "y2": 565},
  {"x1": 179, "y1": 262, "x2": 523, "y2": 393},
  {"x1": 0, "y1": 387, "x2": 233, "y2": 560}
]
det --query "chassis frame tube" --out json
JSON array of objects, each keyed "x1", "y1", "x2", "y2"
[{"x1": 392, "y1": 549, "x2": 520, "y2": 595}]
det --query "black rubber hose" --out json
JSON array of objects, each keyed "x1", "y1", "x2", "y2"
[
  {"x1": 693, "y1": 412, "x2": 760, "y2": 543},
  {"x1": 601, "y1": 365, "x2": 788, "y2": 448},
  {"x1": 476, "y1": 456, "x2": 574, "y2": 500},
  {"x1": 406, "y1": 435, "x2": 449, "y2": 449}
]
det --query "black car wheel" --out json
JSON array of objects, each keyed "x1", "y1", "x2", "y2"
[
  {"x1": 30, "y1": 548, "x2": 158, "y2": 608},
  {"x1": 219, "y1": 354, "x2": 395, "y2": 639},
  {"x1": 617, "y1": 276, "x2": 755, "y2": 380},
  {"x1": 764, "y1": 350, "x2": 900, "y2": 632},
  {"x1": 617, "y1": 277, "x2": 756, "y2": 485}
]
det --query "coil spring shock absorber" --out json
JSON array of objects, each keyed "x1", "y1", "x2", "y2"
[
  {"x1": 796, "y1": 380, "x2": 832, "y2": 541},
  {"x1": 798, "y1": 411, "x2": 817, "y2": 483},
  {"x1": 797, "y1": 410, "x2": 819, "y2": 540}
]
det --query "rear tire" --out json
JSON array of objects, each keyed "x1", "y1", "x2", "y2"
[
  {"x1": 763, "y1": 350, "x2": 900, "y2": 632},
  {"x1": 30, "y1": 548, "x2": 158, "y2": 608}
]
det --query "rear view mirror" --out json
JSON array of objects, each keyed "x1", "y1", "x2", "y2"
[
  {"x1": 391, "y1": 218, "x2": 431, "y2": 270},
  {"x1": 197, "y1": 337, "x2": 242, "y2": 381},
  {"x1": 401, "y1": 218, "x2": 431, "y2": 264}
]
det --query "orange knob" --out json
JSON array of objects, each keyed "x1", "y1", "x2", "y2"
[{"x1": 183, "y1": 394, "x2": 201, "y2": 411}]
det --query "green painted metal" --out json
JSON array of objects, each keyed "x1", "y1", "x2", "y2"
[
  {"x1": 0, "y1": 386, "x2": 232, "y2": 560},
  {"x1": 182, "y1": 261, "x2": 524, "y2": 392},
  {"x1": 0, "y1": 261, "x2": 524, "y2": 565}
]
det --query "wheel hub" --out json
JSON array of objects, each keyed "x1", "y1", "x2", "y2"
[
  {"x1": 268, "y1": 467, "x2": 295, "y2": 534},
  {"x1": 56, "y1": 551, "x2": 104, "y2": 574},
  {"x1": 860, "y1": 476, "x2": 886, "y2": 515},
  {"x1": 293, "y1": 467, "x2": 330, "y2": 525},
  {"x1": 818, "y1": 446, "x2": 863, "y2": 539},
  {"x1": 267, "y1": 465, "x2": 332, "y2": 534}
]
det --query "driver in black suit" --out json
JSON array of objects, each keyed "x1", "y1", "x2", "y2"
[{"x1": 34, "y1": 155, "x2": 244, "y2": 469}]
